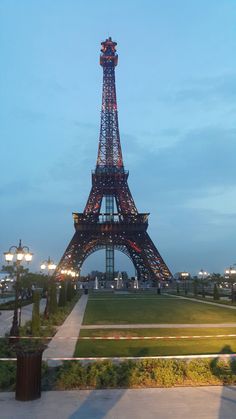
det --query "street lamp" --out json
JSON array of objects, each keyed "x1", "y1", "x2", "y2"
[
  {"x1": 180, "y1": 272, "x2": 189, "y2": 295},
  {"x1": 60, "y1": 268, "x2": 78, "y2": 278},
  {"x1": 40, "y1": 257, "x2": 57, "y2": 318},
  {"x1": 225, "y1": 266, "x2": 236, "y2": 303},
  {"x1": 60, "y1": 268, "x2": 79, "y2": 293},
  {"x1": 198, "y1": 269, "x2": 209, "y2": 280},
  {"x1": 198, "y1": 269, "x2": 209, "y2": 298},
  {"x1": 4, "y1": 239, "x2": 33, "y2": 336}
]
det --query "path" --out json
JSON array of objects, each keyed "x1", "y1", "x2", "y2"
[
  {"x1": 43, "y1": 294, "x2": 88, "y2": 363},
  {"x1": 82, "y1": 322, "x2": 236, "y2": 329},
  {"x1": 0, "y1": 298, "x2": 46, "y2": 336},
  {"x1": 1, "y1": 386, "x2": 235, "y2": 418},
  {"x1": 168, "y1": 293, "x2": 236, "y2": 310}
]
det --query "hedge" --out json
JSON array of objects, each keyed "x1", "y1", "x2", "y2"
[
  {"x1": 54, "y1": 357, "x2": 236, "y2": 390},
  {"x1": 1, "y1": 357, "x2": 236, "y2": 391}
]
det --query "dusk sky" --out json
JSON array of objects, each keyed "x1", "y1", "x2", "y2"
[{"x1": 1, "y1": 0, "x2": 236, "y2": 276}]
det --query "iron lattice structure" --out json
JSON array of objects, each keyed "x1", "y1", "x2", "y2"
[{"x1": 57, "y1": 38, "x2": 172, "y2": 281}]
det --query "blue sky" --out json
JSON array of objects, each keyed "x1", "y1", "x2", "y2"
[{"x1": 1, "y1": 0, "x2": 236, "y2": 276}]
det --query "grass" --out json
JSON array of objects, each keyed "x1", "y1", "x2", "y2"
[
  {"x1": 74, "y1": 337, "x2": 236, "y2": 357},
  {"x1": 79, "y1": 293, "x2": 236, "y2": 357},
  {"x1": 83, "y1": 294, "x2": 236, "y2": 325}
]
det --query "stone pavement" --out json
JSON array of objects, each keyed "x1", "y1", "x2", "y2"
[
  {"x1": 0, "y1": 299, "x2": 46, "y2": 336},
  {"x1": 169, "y1": 293, "x2": 236, "y2": 310},
  {"x1": 43, "y1": 294, "x2": 88, "y2": 363},
  {"x1": 1, "y1": 386, "x2": 236, "y2": 419},
  {"x1": 82, "y1": 322, "x2": 236, "y2": 329}
]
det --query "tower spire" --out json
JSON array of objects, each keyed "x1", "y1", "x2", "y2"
[{"x1": 96, "y1": 37, "x2": 124, "y2": 171}]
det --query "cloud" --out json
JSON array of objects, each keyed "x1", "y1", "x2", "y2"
[
  {"x1": 0, "y1": 180, "x2": 40, "y2": 198},
  {"x1": 133, "y1": 125, "x2": 236, "y2": 198},
  {"x1": 161, "y1": 73, "x2": 236, "y2": 105},
  {"x1": 187, "y1": 186, "x2": 236, "y2": 215}
]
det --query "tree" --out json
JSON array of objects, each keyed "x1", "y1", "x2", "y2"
[
  {"x1": 1, "y1": 264, "x2": 28, "y2": 276},
  {"x1": 20, "y1": 273, "x2": 48, "y2": 291},
  {"x1": 211, "y1": 273, "x2": 224, "y2": 284},
  {"x1": 31, "y1": 291, "x2": 40, "y2": 336},
  {"x1": 49, "y1": 282, "x2": 58, "y2": 315},
  {"x1": 66, "y1": 281, "x2": 73, "y2": 302}
]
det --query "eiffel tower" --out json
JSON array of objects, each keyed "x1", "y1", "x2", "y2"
[{"x1": 57, "y1": 37, "x2": 172, "y2": 282}]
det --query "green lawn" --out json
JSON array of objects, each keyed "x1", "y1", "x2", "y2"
[
  {"x1": 83, "y1": 295, "x2": 236, "y2": 324},
  {"x1": 79, "y1": 294, "x2": 236, "y2": 357},
  {"x1": 74, "y1": 337, "x2": 236, "y2": 357}
]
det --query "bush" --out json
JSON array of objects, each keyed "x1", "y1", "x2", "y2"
[
  {"x1": 0, "y1": 362, "x2": 16, "y2": 390},
  {"x1": 210, "y1": 357, "x2": 236, "y2": 384},
  {"x1": 56, "y1": 361, "x2": 88, "y2": 389},
  {"x1": 54, "y1": 357, "x2": 236, "y2": 390},
  {"x1": 186, "y1": 359, "x2": 216, "y2": 384},
  {"x1": 153, "y1": 360, "x2": 186, "y2": 386},
  {"x1": 2, "y1": 355, "x2": 236, "y2": 392}
]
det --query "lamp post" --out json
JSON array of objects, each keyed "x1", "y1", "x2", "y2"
[
  {"x1": 180, "y1": 272, "x2": 189, "y2": 295},
  {"x1": 40, "y1": 257, "x2": 57, "y2": 318},
  {"x1": 61, "y1": 269, "x2": 79, "y2": 289},
  {"x1": 198, "y1": 269, "x2": 209, "y2": 298},
  {"x1": 4, "y1": 239, "x2": 33, "y2": 336},
  {"x1": 225, "y1": 266, "x2": 236, "y2": 303}
]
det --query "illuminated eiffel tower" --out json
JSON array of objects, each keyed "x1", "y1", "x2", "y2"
[{"x1": 57, "y1": 38, "x2": 172, "y2": 282}]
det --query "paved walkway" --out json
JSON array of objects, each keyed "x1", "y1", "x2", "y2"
[
  {"x1": 0, "y1": 299, "x2": 46, "y2": 336},
  {"x1": 43, "y1": 295, "x2": 88, "y2": 363},
  {"x1": 1, "y1": 386, "x2": 236, "y2": 418},
  {"x1": 81, "y1": 322, "x2": 236, "y2": 329},
  {"x1": 169, "y1": 293, "x2": 236, "y2": 310}
]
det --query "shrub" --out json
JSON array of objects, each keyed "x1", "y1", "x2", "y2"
[
  {"x1": 0, "y1": 362, "x2": 16, "y2": 390},
  {"x1": 55, "y1": 358, "x2": 234, "y2": 390},
  {"x1": 3, "y1": 356, "x2": 236, "y2": 392},
  {"x1": 186, "y1": 359, "x2": 216, "y2": 384},
  {"x1": 210, "y1": 357, "x2": 236, "y2": 384},
  {"x1": 56, "y1": 361, "x2": 87, "y2": 390}
]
